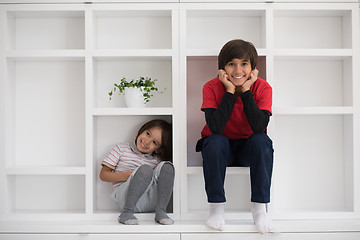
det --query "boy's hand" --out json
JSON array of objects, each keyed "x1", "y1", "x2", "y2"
[
  {"x1": 241, "y1": 68, "x2": 258, "y2": 93},
  {"x1": 218, "y1": 69, "x2": 235, "y2": 94}
]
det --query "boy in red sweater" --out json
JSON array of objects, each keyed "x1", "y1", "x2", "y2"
[{"x1": 197, "y1": 39, "x2": 274, "y2": 233}]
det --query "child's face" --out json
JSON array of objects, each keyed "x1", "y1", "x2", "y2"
[
  {"x1": 224, "y1": 58, "x2": 252, "y2": 87},
  {"x1": 136, "y1": 127, "x2": 162, "y2": 154}
]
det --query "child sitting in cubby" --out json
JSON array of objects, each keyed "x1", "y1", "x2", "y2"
[
  {"x1": 100, "y1": 119, "x2": 174, "y2": 225},
  {"x1": 196, "y1": 39, "x2": 274, "y2": 233}
]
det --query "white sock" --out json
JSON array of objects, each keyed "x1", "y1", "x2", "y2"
[
  {"x1": 206, "y1": 203, "x2": 225, "y2": 231},
  {"x1": 251, "y1": 202, "x2": 272, "y2": 234}
]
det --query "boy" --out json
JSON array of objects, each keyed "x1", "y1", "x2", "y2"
[{"x1": 196, "y1": 39, "x2": 274, "y2": 233}]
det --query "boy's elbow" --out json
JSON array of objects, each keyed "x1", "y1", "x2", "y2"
[{"x1": 209, "y1": 125, "x2": 224, "y2": 134}]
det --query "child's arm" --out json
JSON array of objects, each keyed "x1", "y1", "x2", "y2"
[
  {"x1": 218, "y1": 69, "x2": 236, "y2": 94},
  {"x1": 241, "y1": 69, "x2": 258, "y2": 93},
  {"x1": 99, "y1": 165, "x2": 133, "y2": 183}
]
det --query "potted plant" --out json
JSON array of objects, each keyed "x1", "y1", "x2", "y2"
[{"x1": 108, "y1": 77, "x2": 161, "y2": 108}]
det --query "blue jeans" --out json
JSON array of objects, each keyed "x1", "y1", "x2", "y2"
[{"x1": 201, "y1": 133, "x2": 274, "y2": 203}]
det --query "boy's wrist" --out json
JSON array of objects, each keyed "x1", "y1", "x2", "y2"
[
  {"x1": 240, "y1": 89, "x2": 252, "y2": 100},
  {"x1": 227, "y1": 89, "x2": 235, "y2": 94}
]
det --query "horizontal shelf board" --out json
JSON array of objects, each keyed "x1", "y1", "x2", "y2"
[
  {"x1": 271, "y1": 210, "x2": 358, "y2": 219},
  {"x1": 183, "y1": 0, "x2": 357, "y2": 2},
  {"x1": 273, "y1": 107, "x2": 353, "y2": 115},
  {"x1": 0, "y1": 219, "x2": 359, "y2": 234},
  {"x1": 186, "y1": 48, "x2": 266, "y2": 56},
  {"x1": 271, "y1": 3, "x2": 357, "y2": 11},
  {"x1": 91, "y1": 3, "x2": 177, "y2": 11},
  {"x1": 187, "y1": 166, "x2": 250, "y2": 175},
  {"x1": 93, "y1": 49, "x2": 173, "y2": 57},
  {"x1": 273, "y1": 49, "x2": 353, "y2": 57},
  {"x1": 93, "y1": 107, "x2": 173, "y2": 116},
  {"x1": 4, "y1": 5, "x2": 86, "y2": 13},
  {"x1": 5, "y1": 167, "x2": 86, "y2": 175},
  {"x1": 6, "y1": 50, "x2": 86, "y2": 59}
]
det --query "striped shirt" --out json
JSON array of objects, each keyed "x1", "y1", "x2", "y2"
[{"x1": 102, "y1": 142, "x2": 160, "y2": 189}]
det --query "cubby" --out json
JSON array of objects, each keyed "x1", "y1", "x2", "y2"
[
  {"x1": 93, "y1": 10, "x2": 172, "y2": 50},
  {"x1": 93, "y1": 115, "x2": 172, "y2": 213},
  {"x1": 7, "y1": 175, "x2": 85, "y2": 213},
  {"x1": 93, "y1": 57, "x2": 172, "y2": 108},
  {"x1": 7, "y1": 60, "x2": 85, "y2": 168},
  {"x1": 186, "y1": 9, "x2": 266, "y2": 51},
  {"x1": 273, "y1": 10, "x2": 352, "y2": 49},
  {"x1": 0, "y1": 1, "x2": 359, "y2": 238},
  {"x1": 6, "y1": 11, "x2": 85, "y2": 50},
  {"x1": 272, "y1": 115, "x2": 353, "y2": 213},
  {"x1": 273, "y1": 56, "x2": 353, "y2": 107}
]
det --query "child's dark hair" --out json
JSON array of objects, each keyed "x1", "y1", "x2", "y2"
[
  {"x1": 135, "y1": 119, "x2": 172, "y2": 161},
  {"x1": 218, "y1": 39, "x2": 258, "y2": 70}
]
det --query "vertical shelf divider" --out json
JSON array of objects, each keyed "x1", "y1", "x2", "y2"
[
  {"x1": 85, "y1": 6, "x2": 94, "y2": 216},
  {"x1": 351, "y1": 6, "x2": 360, "y2": 213},
  {"x1": 0, "y1": 5, "x2": 7, "y2": 217},
  {"x1": 171, "y1": 7, "x2": 181, "y2": 217},
  {"x1": 179, "y1": 6, "x2": 188, "y2": 218}
]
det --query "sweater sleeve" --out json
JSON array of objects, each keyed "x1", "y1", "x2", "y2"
[
  {"x1": 203, "y1": 92, "x2": 236, "y2": 133},
  {"x1": 240, "y1": 90, "x2": 271, "y2": 133}
]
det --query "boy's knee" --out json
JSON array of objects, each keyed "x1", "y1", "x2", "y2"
[
  {"x1": 249, "y1": 134, "x2": 272, "y2": 146},
  {"x1": 204, "y1": 134, "x2": 228, "y2": 148},
  {"x1": 248, "y1": 134, "x2": 274, "y2": 156}
]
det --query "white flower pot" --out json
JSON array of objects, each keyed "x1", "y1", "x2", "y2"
[{"x1": 124, "y1": 87, "x2": 146, "y2": 108}]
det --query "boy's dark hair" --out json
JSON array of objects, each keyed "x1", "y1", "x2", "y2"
[
  {"x1": 135, "y1": 119, "x2": 172, "y2": 161},
  {"x1": 218, "y1": 39, "x2": 258, "y2": 70}
]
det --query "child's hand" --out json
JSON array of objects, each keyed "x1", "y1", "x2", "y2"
[
  {"x1": 121, "y1": 170, "x2": 133, "y2": 181},
  {"x1": 241, "y1": 68, "x2": 258, "y2": 93},
  {"x1": 100, "y1": 166, "x2": 133, "y2": 182},
  {"x1": 218, "y1": 69, "x2": 235, "y2": 94}
]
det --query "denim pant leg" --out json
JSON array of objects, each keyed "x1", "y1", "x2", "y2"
[
  {"x1": 201, "y1": 134, "x2": 231, "y2": 203},
  {"x1": 234, "y1": 133, "x2": 274, "y2": 203}
]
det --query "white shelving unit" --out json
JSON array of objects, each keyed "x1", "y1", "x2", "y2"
[
  {"x1": 180, "y1": 1, "x2": 360, "y2": 222},
  {"x1": 0, "y1": 1, "x2": 359, "y2": 239}
]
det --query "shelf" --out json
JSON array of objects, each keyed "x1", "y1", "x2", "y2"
[
  {"x1": 186, "y1": 48, "x2": 267, "y2": 57},
  {"x1": 187, "y1": 166, "x2": 250, "y2": 175},
  {"x1": 93, "y1": 108, "x2": 173, "y2": 116},
  {"x1": 1, "y1": 219, "x2": 360, "y2": 235},
  {"x1": 273, "y1": 107, "x2": 353, "y2": 115},
  {"x1": 273, "y1": 49, "x2": 353, "y2": 57},
  {"x1": 5, "y1": 167, "x2": 86, "y2": 175},
  {"x1": 93, "y1": 49, "x2": 173, "y2": 57},
  {"x1": 6, "y1": 50, "x2": 86, "y2": 59},
  {"x1": 0, "y1": 1, "x2": 359, "y2": 225}
]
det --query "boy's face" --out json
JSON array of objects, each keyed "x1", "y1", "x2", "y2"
[
  {"x1": 224, "y1": 58, "x2": 252, "y2": 87},
  {"x1": 136, "y1": 127, "x2": 162, "y2": 154}
]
